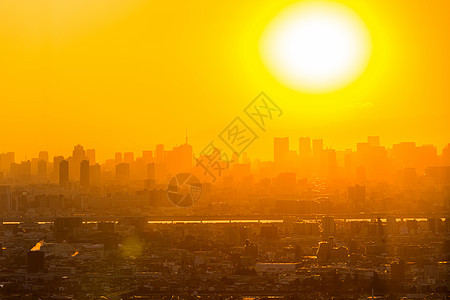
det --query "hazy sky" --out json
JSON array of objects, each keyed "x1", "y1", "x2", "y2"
[{"x1": 0, "y1": 0, "x2": 449, "y2": 161}]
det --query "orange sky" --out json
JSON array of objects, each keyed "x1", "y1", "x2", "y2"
[{"x1": 0, "y1": 0, "x2": 449, "y2": 161}]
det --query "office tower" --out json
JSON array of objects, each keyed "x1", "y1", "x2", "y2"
[
  {"x1": 37, "y1": 159, "x2": 47, "y2": 179},
  {"x1": 0, "y1": 186, "x2": 12, "y2": 212},
  {"x1": 0, "y1": 152, "x2": 14, "y2": 172},
  {"x1": 317, "y1": 241, "x2": 332, "y2": 262},
  {"x1": 124, "y1": 152, "x2": 134, "y2": 164},
  {"x1": 115, "y1": 152, "x2": 122, "y2": 164},
  {"x1": 312, "y1": 139, "x2": 323, "y2": 173},
  {"x1": 38, "y1": 151, "x2": 49, "y2": 162},
  {"x1": 299, "y1": 137, "x2": 312, "y2": 158},
  {"x1": 53, "y1": 156, "x2": 64, "y2": 182},
  {"x1": 143, "y1": 151, "x2": 153, "y2": 163},
  {"x1": 312, "y1": 139, "x2": 323, "y2": 157},
  {"x1": 86, "y1": 149, "x2": 96, "y2": 165},
  {"x1": 367, "y1": 136, "x2": 380, "y2": 147},
  {"x1": 348, "y1": 185, "x2": 366, "y2": 210},
  {"x1": 54, "y1": 217, "x2": 82, "y2": 242},
  {"x1": 59, "y1": 160, "x2": 69, "y2": 188},
  {"x1": 80, "y1": 160, "x2": 90, "y2": 188},
  {"x1": 89, "y1": 164, "x2": 101, "y2": 186},
  {"x1": 133, "y1": 157, "x2": 147, "y2": 180},
  {"x1": 392, "y1": 142, "x2": 416, "y2": 167},
  {"x1": 171, "y1": 143, "x2": 193, "y2": 172},
  {"x1": 27, "y1": 250, "x2": 45, "y2": 273},
  {"x1": 72, "y1": 144, "x2": 86, "y2": 160},
  {"x1": 155, "y1": 144, "x2": 165, "y2": 164},
  {"x1": 147, "y1": 163, "x2": 156, "y2": 181},
  {"x1": 16, "y1": 160, "x2": 32, "y2": 177},
  {"x1": 443, "y1": 144, "x2": 450, "y2": 165},
  {"x1": 31, "y1": 158, "x2": 39, "y2": 175},
  {"x1": 321, "y1": 216, "x2": 336, "y2": 236},
  {"x1": 274, "y1": 137, "x2": 289, "y2": 167},
  {"x1": 116, "y1": 163, "x2": 130, "y2": 183},
  {"x1": 69, "y1": 145, "x2": 87, "y2": 181}
]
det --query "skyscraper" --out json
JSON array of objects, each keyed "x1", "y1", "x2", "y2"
[
  {"x1": 143, "y1": 151, "x2": 153, "y2": 163},
  {"x1": 80, "y1": 160, "x2": 89, "y2": 188},
  {"x1": 348, "y1": 185, "x2": 366, "y2": 211},
  {"x1": 124, "y1": 152, "x2": 134, "y2": 164},
  {"x1": 367, "y1": 136, "x2": 380, "y2": 147},
  {"x1": 37, "y1": 159, "x2": 47, "y2": 179},
  {"x1": 312, "y1": 139, "x2": 323, "y2": 157},
  {"x1": 86, "y1": 149, "x2": 96, "y2": 165},
  {"x1": 38, "y1": 151, "x2": 49, "y2": 162},
  {"x1": 274, "y1": 137, "x2": 289, "y2": 167},
  {"x1": 59, "y1": 160, "x2": 69, "y2": 188},
  {"x1": 155, "y1": 144, "x2": 165, "y2": 164},
  {"x1": 299, "y1": 137, "x2": 312, "y2": 158},
  {"x1": 115, "y1": 152, "x2": 122, "y2": 164},
  {"x1": 116, "y1": 163, "x2": 130, "y2": 183},
  {"x1": 53, "y1": 156, "x2": 64, "y2": 182},
  {"x1": 89, "y1": 163, "x2": 101, "y2": 186},
  {"x1": 312, "y1": 139, "x2": 323, "y2": 174},
  {"x1": 0, "y1": 185, "x2": 12, "y2": 212}
]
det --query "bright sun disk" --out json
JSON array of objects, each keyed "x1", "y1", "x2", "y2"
[{"x1": 260, "y1": 1, "x2": 372, "y2": 93}]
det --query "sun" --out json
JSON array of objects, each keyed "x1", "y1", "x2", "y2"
[{"x1": 260, "y1": 1, "x2": 372, "y2": 94}]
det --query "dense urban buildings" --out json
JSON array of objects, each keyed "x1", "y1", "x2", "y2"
[{"x1": 0, "y1": 137, "x2": 448, "y2": 299}]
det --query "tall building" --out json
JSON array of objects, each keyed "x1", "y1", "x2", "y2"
[
  {"x1": 367, "y1": 136, "x2": 380, "y2": 147},
  {"x1": 124, "y1": 152, "x2": 134, "y2": 164},
  {"x1": 299, "y1": 137, "x2": 312, "y2": 158},
  {"x1": 0, "y1": 152, "x2": 14, "y2": 172},
  {"x1": 59, "y1": 160, "x2": 69, "y2": 188},
  {"x1": 73, "y1": 144, "x2": 86, "y2": 160},
  {"x1": 321, "y1": 216, "x2": 336, "y2": 236},
  {"x1": 155, "y1": 144, "x2": 165, "y2": 164},
  {"x1": 69, "y1": 145, "x2": 87, "y2": 181},
  {"x1": 80, "y1": 160, "x2": 90, "y2": 188},
  {"x1": 38, "y1": 151, "x2": 49, "y2": 162},
  {"x1": 37, "y1": 159, "x2": 47, "y2": 179},
  {"x1": 312, "y1": 139, "x2": 323, "y2": 157},
  {"x1": 348, "y1": 185, "x2": 366, "y2": 211},
  {"x1": 115, "y1": 152, "x2": 122, "y2": 164},
  {"x1": 0, "y1": 186, "x2": 12, "y2": 212},
  {"x1": 89, "y1": 164, "x2": 101, "y2": 186},
  {"x1": 53, "y1": 156, "x2": 64, "y2": 182},
  {"x1": 274, "y1": 137, "x2": 289, "y2": 167},
  {"x1": 116, "y1": 163, "x2": 130, "y2": 183},
  {"x1": 143, "y1": 151, "x2": 153, "y2": 163},
  {"x1": 312, "y1": 139, "x2": 323, "y2": 174},
  {"x1": 86, "y1": 149, "x2": 96, "y2": 165}
]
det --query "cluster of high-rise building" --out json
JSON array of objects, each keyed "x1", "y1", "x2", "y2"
[{"x1": 0, "y1": 136, "x2": 448, "y2": 188}]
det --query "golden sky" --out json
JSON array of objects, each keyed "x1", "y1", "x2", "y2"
[{"x1": 0, "y1": 0, "x2": 449, "y2": 161}]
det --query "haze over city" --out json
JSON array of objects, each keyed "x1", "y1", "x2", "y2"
[{"x1": 0, "y1": 0, "x2": 449, "y2": 299}]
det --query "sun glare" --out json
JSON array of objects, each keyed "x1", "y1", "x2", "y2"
[{"x1": 260, "y1": 1, "x2": 372, "y2": 94}]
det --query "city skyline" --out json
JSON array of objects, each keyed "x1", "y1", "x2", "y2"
[
  {"x1": 0, "y1": 0, "x2": 449, "y2": 298},
  {"x1": 2, "y1": 135, "x2": 450, "y2": 164},
  {"x1": 0, "y1": 0, "x2": 449, "y2": 159}
]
